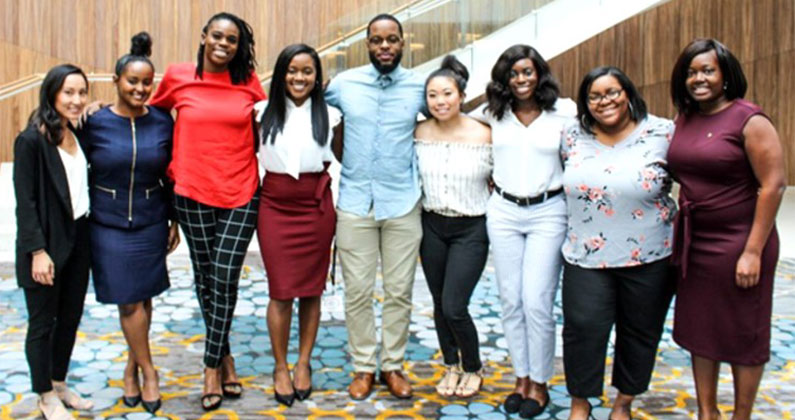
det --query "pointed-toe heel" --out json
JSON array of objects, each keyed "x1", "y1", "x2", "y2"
[
  {"x1": 121, "y1": 394, "x2": 141, "y2": 408},
  {"x1": 142, "y1": 398, "x2": 161, "y2": 414}
]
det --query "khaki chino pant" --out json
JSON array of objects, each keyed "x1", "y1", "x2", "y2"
[{"x1": 336, "y1": 203, "x2": 422, "y2": 372}]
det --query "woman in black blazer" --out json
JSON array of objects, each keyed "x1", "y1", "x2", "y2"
[{"x1": 13, "y1": 64, "x2": 94, "y2": 420}]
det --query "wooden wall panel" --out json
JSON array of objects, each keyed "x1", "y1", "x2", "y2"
[
  {"x1": 0, "y1": 0, "x2": 415, "y2": 161},
  {"x1": 548, "y1": 0, "x2": 795, "y2": 183}
]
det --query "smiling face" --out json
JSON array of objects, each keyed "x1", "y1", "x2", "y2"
[
  {"x1": 115, "y1": 60, "x2": 154, "y2": 111},
  {"x1": 366, "y1": 19, "x2": 404, "y2": 74},
  {"x1": 426, "y1": 76, "x2": 463, "y2": 122},
  {"x1": 202, "y1": 18, "x2": 240, "y2": 72},
  {"x1": 586, "y1": 75, "x2": 630, "y2": 130},
  {"x1": 686, "y1": 49, "x2": 725, "y2": 107},
  {"x1": 54, "y1": 74, "x2": 88, "y2": 122},
  {"x1": 285, "y1": 53, "x2": 316, "y2": 106},
  {"x1": 508, "y1": 58, "x2": 538, "y2": 102}
]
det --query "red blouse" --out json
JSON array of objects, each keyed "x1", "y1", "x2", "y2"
[{"x1": 149, "y1": 62, "x2": 266, "y2": 208}]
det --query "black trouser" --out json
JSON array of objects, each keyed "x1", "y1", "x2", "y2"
[
  {"x1": 420, "y1": 211, "x2": 488, "y2": 372},
  {"x1": 562, "y1": 258, "x2": 675, "y2": 397},
  {"x1": 174, "y1": 194, "x2": 259, "y2": 368},
  {"x1": 24, "y1": 217, "x2": 90, "y2": 394}
]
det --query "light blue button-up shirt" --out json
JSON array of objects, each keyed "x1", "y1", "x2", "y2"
[{"x1": 326, "y1": 64, "x2": 425, "y2": 220}]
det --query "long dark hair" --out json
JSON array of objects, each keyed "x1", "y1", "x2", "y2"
[
  {"x1": 577, "y1": 66, "x2": 647, "y2": 134},
  {"x1": 670, "y1": 38, "x2": 747, "y2": 115},
  {"x1": 29, "y1": 64, "x2": 88, "y2": 145},
  {"x1": 485, "y1": 44, "x2": 559, "y2": 120},
  {"x1": 195, "y1": 12, "x2": 257, "y2": 85},
  {"x1": 261, "y1": 44, "x2": 329, "y2": 146},
  {"x1": 115, "y1": 31, "x2": 154, "y2": 76}
]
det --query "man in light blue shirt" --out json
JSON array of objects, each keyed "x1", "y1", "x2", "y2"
[{"x1": 325, "y1": 13, "x2": 425, "y2": 401}]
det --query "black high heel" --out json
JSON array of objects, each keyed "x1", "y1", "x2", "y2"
[
  {"x1": 273, "y1": 369, "x2": 295, "y2": 407},
  {"x1": 142, "y1": 398, "x2": 161, "y2": 414},
  {"x1": 121, "y1": 394, "x2": 141, "y2": 408},
  {"x1": 294, "y1": 364, "x2": 313, "y2": 401}
]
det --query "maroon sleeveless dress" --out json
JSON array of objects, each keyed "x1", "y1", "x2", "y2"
[{"x1": 667, "y1": 99, "x2": 778, "y2": 365}]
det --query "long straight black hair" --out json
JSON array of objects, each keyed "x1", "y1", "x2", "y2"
[
  {"x1": 29, "y1": 64, "x2": 88, "y2": 145},
  {"x1": 261, "y1": 44, "x2": 329, "y2": 146},
  {"x1": 195, "y1": 12, "x2": 257, "y2": 85}
]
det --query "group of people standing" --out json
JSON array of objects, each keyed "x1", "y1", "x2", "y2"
[{"x1": 13, "y1": 10, "x2": 783, "y2": 420}]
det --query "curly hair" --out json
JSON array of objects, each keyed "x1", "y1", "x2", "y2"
[
  {"x1": 485, "y1": 44, "x2": 559, "y2": 121},
  {"x1": 195, "y1": 12, "x2": 257, "y2": 85}
]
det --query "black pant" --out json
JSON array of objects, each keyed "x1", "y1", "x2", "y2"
[
  {"x1": 562, "y1": 258, "x2": 675, "y2": 397},
  {"x1": 420, "y1": 211, "x2": 488, "y2": 372},
  {"x1": 24, "y1": 217, "x2": 90, "y2": 394},
  {"x1": 174, "y1": 194, "x2": 259, "y2": 368}
]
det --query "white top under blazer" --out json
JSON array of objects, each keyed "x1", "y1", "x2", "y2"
[
  {"x1": 255, "y1": 98, "x2": 342, "y2": 179},
  {"x1": 57, "y1": 137, "x2": 89, "y2": 219},
  {"x1": 470, "y1": 98, "x2": 576, "y2": 197}
]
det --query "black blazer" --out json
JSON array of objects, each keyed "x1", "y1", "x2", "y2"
[{"x1": 13, "y1": 125, "x2": 85, "y2": 288}]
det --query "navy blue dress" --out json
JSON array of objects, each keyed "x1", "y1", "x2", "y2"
[{"x1": 81, "y1": 107, "x2": 174, "y2": 304}]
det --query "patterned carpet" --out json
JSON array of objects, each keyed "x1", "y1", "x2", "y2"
[{"x1": 0, "y1": 255, "x2": 793, "y2": 419}]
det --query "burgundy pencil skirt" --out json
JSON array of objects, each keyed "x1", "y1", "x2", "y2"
[{"x1": 257, "y1": 170, "x2": 335, "y2": 300}]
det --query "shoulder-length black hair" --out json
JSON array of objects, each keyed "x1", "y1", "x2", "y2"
[
  {"x1": 29, "y1": 64, "x2": 88, "y2": 145},
  {"x1": 261, "y1": 44, "x2": 329, "y2": 146},
  {"x1": 195, "y1": 12, "x2": 257, "y2": 85},
  {"x1": 670, "y1": 38, "x2": 747, "y2": 115},
  {"x1": 577, "y1": 66, "x2": 647, "y2": 134},
  {"x1": 485, "y1": 44, "x2": 559, "y2": 120},
  {"x1": 115, "y1": 31, "x2": 154, "y2": 76}
]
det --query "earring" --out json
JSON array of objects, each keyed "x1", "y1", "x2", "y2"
[
  {"x1": 580, "y1": 114, "x2": 588, "y2": 127},
  {"x1": 628, "y1": 101, "x2": 635, "y2": 115},
  {"x1": 723, "y1": 83, "x2": 728, "y2": 91}
]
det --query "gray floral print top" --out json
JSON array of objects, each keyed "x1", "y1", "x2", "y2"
[{"x1": 560, "y1": 115, "x2": 677, "y2": 268}]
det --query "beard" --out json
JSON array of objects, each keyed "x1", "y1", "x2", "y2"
[{"x1": 369, "y1": 50, "x2": 403, "y2": 74}]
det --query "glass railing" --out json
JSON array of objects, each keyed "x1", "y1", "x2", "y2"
[{"x1": 262, "y1": 0, "x2": 556, "y2": 89}]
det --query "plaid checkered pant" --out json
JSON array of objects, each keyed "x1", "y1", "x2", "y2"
[{"x1": 174, "y1": 194, "x2": 259, "y2": 368}]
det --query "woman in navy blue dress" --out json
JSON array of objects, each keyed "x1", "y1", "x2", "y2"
[{"x1": 80, "y1": 32, "x2": 179, "y2": 414}]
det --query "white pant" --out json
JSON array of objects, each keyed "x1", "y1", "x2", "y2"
[{"x1": 486, "y1": 193, "x2": 566, "y2": 381}]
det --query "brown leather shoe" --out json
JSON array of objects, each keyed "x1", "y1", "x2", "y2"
[
  {"x1": 379, "y1": 370, "x2": 412, "y2": 399},
  {"x1": 348, "y1": 372, "x2": 375, "y2": 400}
]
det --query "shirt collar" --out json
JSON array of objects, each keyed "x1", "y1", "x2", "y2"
[
  {"x1": 287, "y1": 97, "x2": 312, "y2": 112},
  {"x1": 368, "y1": 64, "x2": 406, "y2": 85}
]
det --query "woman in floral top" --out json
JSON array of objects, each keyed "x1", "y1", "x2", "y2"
[{"x1": 559, "y1": 66, "x2": 676, "y2": 420}]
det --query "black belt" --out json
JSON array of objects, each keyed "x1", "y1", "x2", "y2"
[{"x1": 494, "y1": 185, "x2": 563, "y2": 206}]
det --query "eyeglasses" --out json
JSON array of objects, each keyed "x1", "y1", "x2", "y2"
[
  {"x1": 367, "y1": 35, "x2": 402, "y2": 46},
  {"x1": 587, "y1": 88, "x2": 623, "y2": 104}
]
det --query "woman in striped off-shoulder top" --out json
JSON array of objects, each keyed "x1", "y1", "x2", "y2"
[{"x1": 414, "y1": 55, "x2": 492, "y2": 399}]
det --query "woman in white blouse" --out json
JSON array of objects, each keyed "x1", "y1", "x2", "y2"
[
  {"x1": 471, "y1": 44, "x2": 576, "y2": 419},
  {"x1": 415, "y1": 56, "x2": 492, "y2": 398},
  {"x1": 255, "y1": 44, "x2": 342, "y2": 407}
]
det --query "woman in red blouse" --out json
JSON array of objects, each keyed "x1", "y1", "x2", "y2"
[{"x1": 149, "y1": 11, "x2": 266, "y2": 411}]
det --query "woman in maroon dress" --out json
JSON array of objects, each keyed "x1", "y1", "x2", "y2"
[{"x1": 667, "y1": 38, "x2": 785, "y2": 420}]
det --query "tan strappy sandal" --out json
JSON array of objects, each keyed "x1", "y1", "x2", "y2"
[
  {"x1": 435, "y1": 365, "x2": 461, "y2": 397},
  {"x1": 38, "y1": 397, "x2": 75, "y2": 420},
  {"x1": 454, "y1": 370, "x2": 483, "y2": 398},
  {"x1": 53, "y1": 382, "x2": 94, "y2": 411}
]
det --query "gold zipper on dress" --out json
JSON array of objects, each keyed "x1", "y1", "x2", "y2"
[
  {"x1": 145, "y1": 184, "x2": 160, "y2": 199},
  {"x1": 128, "y1": 117, "x2": 138, "y2": 222},
  {"x1": 95, "y1": 184, "x2": 117, "y2": 199}
]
